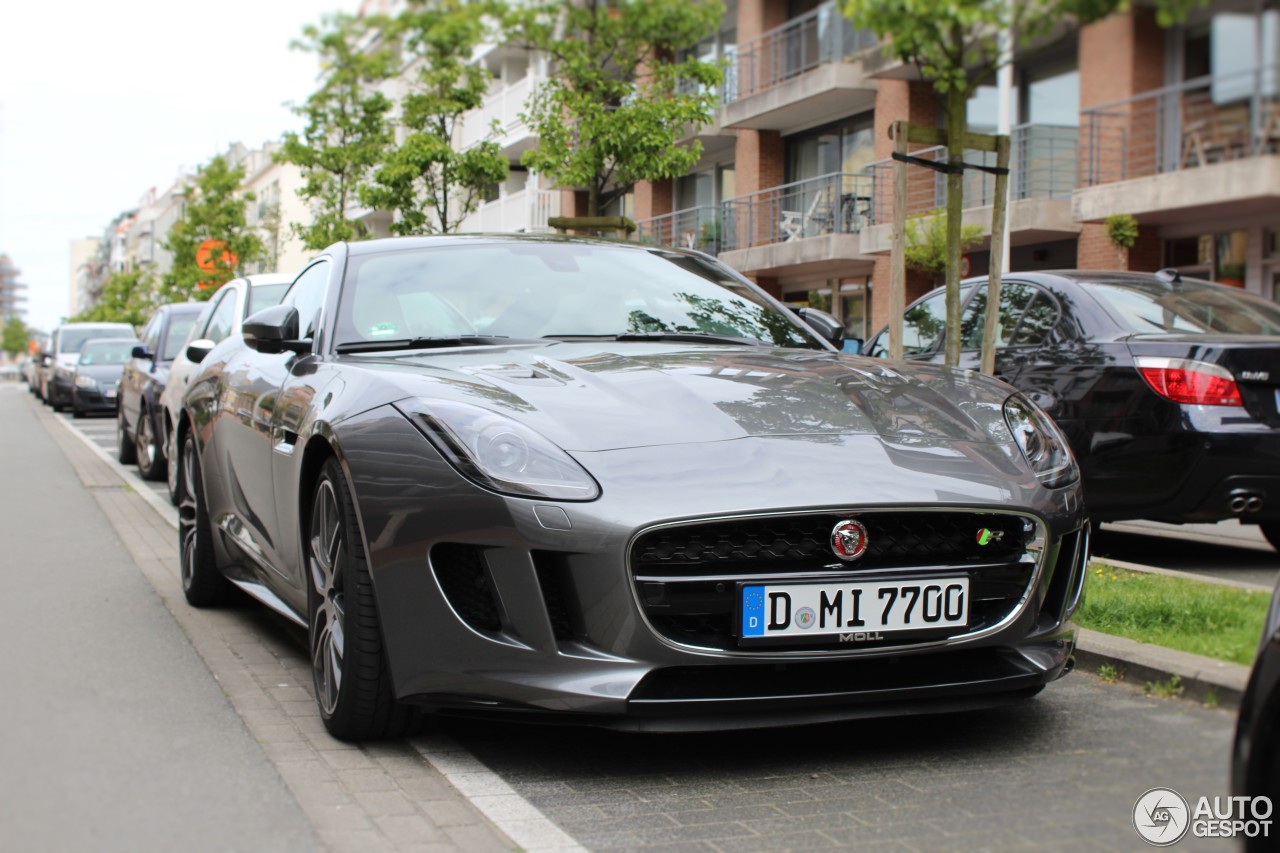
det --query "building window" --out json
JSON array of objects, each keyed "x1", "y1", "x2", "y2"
[
  {"x1": 785, "y1": 113, "x2": 874, "y2": 184},
  {"x1": 1164, "y1": 230, "x2": 1249, "y2": 285}
]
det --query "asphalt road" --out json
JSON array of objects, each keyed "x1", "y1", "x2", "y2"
[{"x1": 5, "y1": 380, "x2": 1260, "y2": 852}]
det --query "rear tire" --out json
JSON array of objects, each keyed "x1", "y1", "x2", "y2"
[
  {"x1": 308, "y1": 457, "x2": 427, "y2": 740},
  {"x1": 1260, "y1": 522, "x2": 1280, "y2": 554},
  {"x1": 116, "y1": 406, "x2": 137, "y2": 465},
  {"x1": 178, "y1": 430, "x2": 228, "y2": 607},
  {"x1": 135, "y1": 405, "x2": 166, "y2": 481}
]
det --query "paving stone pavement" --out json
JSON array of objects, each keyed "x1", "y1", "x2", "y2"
[{"x1": 444, "y1": 674, "x2": 1240, "y2": 852}]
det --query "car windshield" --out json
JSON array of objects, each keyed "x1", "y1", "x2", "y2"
[
  {"x1": 248, "y1": 282, "x2": 290, "y2": 315},
  {"x1": 78, "y1": 340, "x2": 136, "y2": 366},
  {"x1": 1086, "y1": 278, "x2": 1280, "y2": 336},
  {"x1": 59, "y1": 326, "x2": 134, "y2": 353},
  {"x1": 334, "y1": 243, "x2": 823, "y2": 351}
]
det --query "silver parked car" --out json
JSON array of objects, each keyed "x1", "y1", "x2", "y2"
[{"x1": 176, "y1": 236, "x2": 1089, "y2": 739}]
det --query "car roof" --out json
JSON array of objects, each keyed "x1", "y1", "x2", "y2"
[{"x1": 340, "y1": 233, "x2": 694, "y2": 258}]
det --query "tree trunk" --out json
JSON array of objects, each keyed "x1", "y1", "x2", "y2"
[
  {"x1": 588, "y1": 181, "x2": 601, "y2": 218},
  {"x1": 943, "y1": 85, "x2": 966, "y2": 368}
]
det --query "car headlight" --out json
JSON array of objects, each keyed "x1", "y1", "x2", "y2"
[
  {"x1": 398, "y1": 399, "x2": 600, "y2": 501},
  {"x1": 1003, "y1": 394, "x2": 1078, "y2": 488},
  {"x1": 56, "y1": 366, "x2": 74, "y2": 380},
  {"x1": 74, "y1": 375, "x2": 98, "y2": 389}
]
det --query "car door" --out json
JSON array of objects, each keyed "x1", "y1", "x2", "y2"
[
  {"x1": 124, "y1": 315, "x2": 161, "y2": 430},
  {"x1": 215, "y1": 261, "x2": 333, "y2": 590}
]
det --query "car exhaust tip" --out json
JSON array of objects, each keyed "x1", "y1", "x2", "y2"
[{"x1": 1230, "y1": 496, "x2": 1249, "y2": 513}]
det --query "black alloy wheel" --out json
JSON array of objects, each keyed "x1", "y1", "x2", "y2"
[
  {"x1": 308, "y1": 457, "x2": 425, "y2": 740},
  {"x1": 135, "y1": 405, "x2": 165, "y2": 481},
  {"x1": 177, "y1": 430, "x2": 228, "y2": 606},
  {"x1": 116, "y1": 405, "x2": 137, "y2": 465}
]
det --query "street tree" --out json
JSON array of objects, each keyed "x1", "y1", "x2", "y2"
[
  {"x1": 161, "y1": 155, "x2": 264, "y2": 303},
  {"x1": 71, "y1": 267, "x2": 156, "y2": 327},
  {"x1": 363, "y1": 0, "x2": 509, "y2": 235},
  {"x1": 508, "y1": 0, "x2": 724, "y2": 217},
  {"x1": 841, "y1": 0, "x2": 1203, "y2": 366},
  {"x1": 279, "y1": 12, "x2": 398, "y2": 250},
  {"x1": 2, "y1": 316, "x2": 29, "y2": 358}
]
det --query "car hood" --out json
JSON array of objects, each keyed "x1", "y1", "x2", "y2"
[{"x1": 347, "y1": 343, "x2": 1015, "y2": 452}]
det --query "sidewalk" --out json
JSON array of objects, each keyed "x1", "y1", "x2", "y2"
[{"x1": 0, "y1": 386, "x2": 320, "y2": 851}]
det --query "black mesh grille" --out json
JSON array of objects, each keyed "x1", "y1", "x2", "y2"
[
  {"x1": 532, "y1": 552, "x2": 576, "y2": 641},
  {"x1": 633, "y1": 512, "x2": 1027, "y2": 576},
  {"x1": 431, "y1": 543, "x2": 501, "y2": 632},
  {"x1": 630, "y1": 511, "x2": 1039, "y2": 653}
]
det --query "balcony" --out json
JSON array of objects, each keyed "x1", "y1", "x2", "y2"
[
  {"x1": 635, "y1": 206, "x2": 722, "y2": 255},
  {"x1": 1076, "y1": 66, "x2": 1280, "y2": 223},
  {"x1": 459, "y1": 74, "x2": 540, "y2": 158},
  {"x1": 858, "y1": 124, "x2": 1081, "y2": 254},
  {"x1": 719, "y1": 2, "x2": 878, "y2": 132},
  {"x1": 718, "y1": 172, "x2": 876, "y2": 277},
  {"x1": 460, "y1": 187, "x2": 561, "y2": 234}
]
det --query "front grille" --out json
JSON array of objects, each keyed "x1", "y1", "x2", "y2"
[{"x1": 630, "y1": 510, "x2": 1041, "y2": 653}]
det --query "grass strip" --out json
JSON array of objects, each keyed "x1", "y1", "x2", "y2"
[{"x1": 1074, "y1": 564, "x2": 1269, "y2": 666}]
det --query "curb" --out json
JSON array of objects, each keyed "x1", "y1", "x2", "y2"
[{"x1": 1074, "y1": 628, "x2": 1252, "y2": 709}]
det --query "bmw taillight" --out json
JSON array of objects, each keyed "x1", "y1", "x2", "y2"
[{"x1": 1134, "y1": 357, "x2": 1242, "y2": 407}]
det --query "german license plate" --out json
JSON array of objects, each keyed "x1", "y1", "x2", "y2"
[{"x1": 739, "y1": 578, "x2": 969, "y2": 644}]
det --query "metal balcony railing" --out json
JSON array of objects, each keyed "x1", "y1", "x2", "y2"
[
  {"x1": 720, "y1": 172, "x2": 875, "y2": 252},
  {"x1": 1081, "y1": 65, "x2": 1280, "y2": 186},
  {"x1": 725, "y1": 1, "x2": 877, "y2": 103},
  {"x1": 864, "y1": 123, "x2": 1078, "y2": 226},
  {"x1": 634, "y1": 206, "x2": 722, "y2": 254}
]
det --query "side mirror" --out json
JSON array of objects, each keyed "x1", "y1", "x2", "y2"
[
  {"x1": 131, "y1": 344, "x2": 153, "y2": 360},
  {"x1": 186, "y1": 339, "x2": 216, "y2": 364},
  {"x1": 41, "y1": 355, "x2": 53, "y2": 367},
  {"x1": 793, "y1": 306, "x2": 846, "y2": 347},
  {"x1": 243, "y1": 305, "x2": 310, "y2": 355}
]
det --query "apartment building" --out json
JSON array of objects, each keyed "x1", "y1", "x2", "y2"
[
  {"x1": 0, "y1": 254, "x2": 28, "y2": 320},
  {"x1": 587, "y1": 0, "x2": 1280, "y2": 341}
]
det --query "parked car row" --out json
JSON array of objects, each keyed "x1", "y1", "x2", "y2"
[{"x1": 28, "y1": 244, "x2": 1280, "y2": 779}]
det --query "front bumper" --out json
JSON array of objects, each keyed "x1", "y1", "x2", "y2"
[
  {"x1": 337, "y1": 409, "x2": 1088, "y2": 728},
  {"x1": 72, "y1": 386, "x2": 119, "y2": 412}
]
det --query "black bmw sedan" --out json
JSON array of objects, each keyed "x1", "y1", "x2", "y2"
[
  {"x1": 867, "y1": 271, "x2": 1280, "y2": 548},
  {"x1": 177, "y1": 236, "x2": 1088, "y2": 739}
]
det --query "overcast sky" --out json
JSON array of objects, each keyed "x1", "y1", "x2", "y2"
[{"x1": 0, "y1": 0, "x2": 350, "y2": 332}]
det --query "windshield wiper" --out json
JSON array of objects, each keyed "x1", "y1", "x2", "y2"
[
  {"x1": 335, "y1": 335, "x2": 525, "y2": 354},
  {"x1": 545, "y1": 332, "x2": 761, "y2": 346}
]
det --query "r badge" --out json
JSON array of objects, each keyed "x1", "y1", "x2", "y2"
[{"x1": 830, "y1": 519, "x2": 869, "y2": 562}]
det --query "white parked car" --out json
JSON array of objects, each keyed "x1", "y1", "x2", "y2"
[{"x1": 160, "y1": 273, "x2": 292, "y2": 502}]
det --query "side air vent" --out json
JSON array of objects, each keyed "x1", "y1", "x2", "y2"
[
  {"x1": 431, "y1": 543, "x2": 501, "y2": 632},
  {"x1": 532, "y1": 551, "x2": 577, "y2": 641}
]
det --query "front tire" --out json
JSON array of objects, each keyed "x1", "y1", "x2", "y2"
[
  {"x1": 135, "y1": 405, "x2": 166, "y2": 481},
  {"x1": 178, "y1": 430, "x2": 228, "y2": 607},
  {"x1": 308, "y1": 457, "x2": 425, "y2": 740}
]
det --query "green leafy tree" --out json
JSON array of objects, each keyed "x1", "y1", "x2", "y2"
[
  {"x1": 71, "y1": 267, "x2": 156, "y2": 327},
  {"x1": 363, "y1": 0, "x2": 509, "y2": 235},
  {"x1": 2, "y1": 316, "x2": 29, "y2": 357},
  {"x1": 905, "y1": 210, "x2": 983, "y2": 285},
  {"x1": 278, "y1": 12, "x2": 398, "y2": 250},
  {"x1": 509, "y1": 0, "x2": 724, "y2": 216},
  {"x1": 841, "y1": 0, "x2": 1203, "y2": 365},
  {"x1": 161, "y1": 155, "x2": 264, "y2": 303}
]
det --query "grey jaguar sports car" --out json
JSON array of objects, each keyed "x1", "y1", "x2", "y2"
[{"x1": 177, "y1": 235, "x2": 1089, "y2": 739}]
